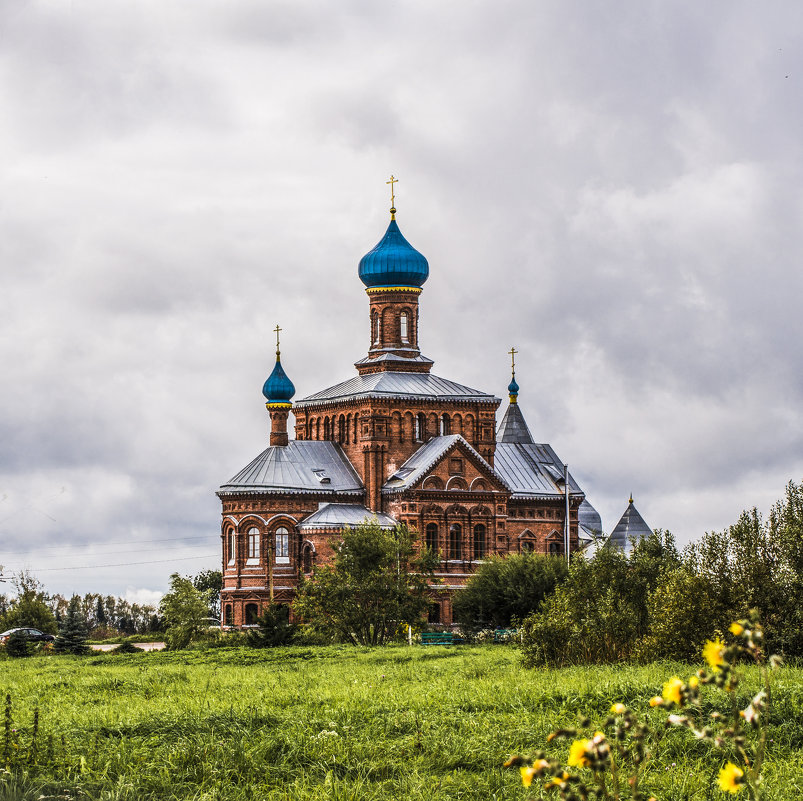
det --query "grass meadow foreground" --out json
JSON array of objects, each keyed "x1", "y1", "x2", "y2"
[{"x1": 2, "y1": 645, "x2": 803, "y2": 800}]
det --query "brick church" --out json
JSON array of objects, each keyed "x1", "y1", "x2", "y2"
[{"x1": 218, "y1": 190, "x2": 603, "y2": 628}]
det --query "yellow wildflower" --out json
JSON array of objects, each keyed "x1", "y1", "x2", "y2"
[
  {"x1": 545, "y1": 772, "x2": 570, "y2": 788},
  {"x1": 567, "y1": 738, "x2": 591, "y2": 767},
  {"x1": 662, "y1": 676, "x2": 684, "y2": 706},
  {"x1": 688, "y1": 675, "x2": 699, "y2": 689},
  {"x1": 718, "y1": 762, "x2": 744, "y2": 794},
  {"x1": 610, "y1": 703, "x2": 627, "y2": 714},
  {"x1": 729, "y1": 622, "x2": 744, "y2": 636},
  {"x1": 520, "y1": 766, "x2": 537, "y2": 787},
  {"x1": 532, "y1": 759, "x2": 551, "y2": 774},
  {"x1": 649, "y1": 695, "x2": 663, "y2": 707},
  {"x1": 703, "y1": 638, "x2": 726, "y2": 670}
]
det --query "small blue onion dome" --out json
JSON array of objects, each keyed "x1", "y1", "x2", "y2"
[
  {"x1": 262, "y1": 357, "x2": 295, "y2": 404},
  {"x1": 508, "y1": 376, "x2": 519, "y2": 396},
  {"x1": 358, "y1": 219, "x2": 429, "y2": 288}
]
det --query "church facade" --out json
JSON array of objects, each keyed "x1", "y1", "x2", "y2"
[{"x1": 217, "y1": 198, "x2": 601, "y2": 627}]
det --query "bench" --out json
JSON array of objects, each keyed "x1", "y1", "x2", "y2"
[
  {"x1": 493, "y1": 628, "x2": 518, "y2": 643},
  {"x1": 421, "y1": 632, "x2": 455, "y2": 646}
]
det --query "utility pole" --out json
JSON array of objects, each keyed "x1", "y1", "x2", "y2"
[
  {"x1": 564, "y1": 463, "x2": 570, "y2": 565},
  {"x1": 268, "y1": 537, "x2": 274, "y2": 602}
]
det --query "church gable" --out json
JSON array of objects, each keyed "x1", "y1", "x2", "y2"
[{"x1": 383, "y1": 434, "x2": 508, "y2": 497}]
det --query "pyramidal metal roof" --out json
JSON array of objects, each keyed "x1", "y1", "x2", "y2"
[
  {"x1": 298, "y1": 503, "x2": 398, "y2": 530},
  {"x1": 217, "y1": 441, "x2": 364, "y2": 496},
  {"x1": 494, "y1": 442, "x2": 583, "y2": 499},
  {"x1": 295, "y1": 371, "x2": 498, "y2": 407},
  {"x1": 496, "y1": 403, "x2": 535, "y2": 444},
  {"x1": 607, "y1": 500, "x2": 652, "y2": 554}
]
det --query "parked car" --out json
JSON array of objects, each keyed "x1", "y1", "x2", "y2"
[{"x1": 0, "y1": 627, "x2": 56, "y2": 644}]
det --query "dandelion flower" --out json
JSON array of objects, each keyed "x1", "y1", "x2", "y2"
[
  {"x1": 687, "y1": 675, "x2": 699, "y2": 689},
  {"x1": 520, "y1": 766, "x2": 537, "y2": 787},
  {"x1": 545, "y1": 772, "x2": 569, "y2": 788},
  {"x1": 729, "y1": 622, "x2": 744, "y2": 636},
  {"x1": 703, "y1": 638, "x2": 726, "y2": 670},
  {"x1": 610, "y1": 703, "x2": 627, "y2": 714},
  {"x1": 718, "y1": 762, "x2": 744, "y2": 793},
  {"x1": 649, "y1": 695, "x2": 664, "y2": 707},
  {"x1": 567, "y1": 738, "x2": 591, "y2": 767},
  {"x1": 662, "y1": 676, "x2": 684, "y2": 706}
]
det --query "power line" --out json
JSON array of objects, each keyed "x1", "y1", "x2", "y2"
[
  {"x1": 0, "y1": 535, "x2": 218, "y2": 556},
  {"x1": 14, "y1": 554, "x2": 219, "y2": 573}
]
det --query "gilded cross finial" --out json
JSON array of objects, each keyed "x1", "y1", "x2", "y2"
[
  {"x1": 509, "y1": 346, "x2": 518, "y2": 379},
  {"x1": 274, "y1": 324, "x2": 282, "y2": 360},
  {"x1": 386, "y1": 175, "x2": 398, "y2": 219}
]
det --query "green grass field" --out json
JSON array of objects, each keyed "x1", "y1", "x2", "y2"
[{"x1": 2, "y1": 645, "x2": 803, "y2": 800}]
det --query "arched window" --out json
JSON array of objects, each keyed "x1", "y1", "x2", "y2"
[
  {"x1": 522, "y1": 540, "x2": 535, "y2": 553},
  {"x1": 473, "y1": 524, "x2": 486, "y2": 560},
  {"x1": 223, "y1": 604, "x2": 233, "y2": 626},
  {"x1": 227, "y1": 530, "x2": 235, "y2": 565},
  {"x1": 415, "y1": 412, "x2": 426, "y2": 442},
  {"x1": 400, "y1": 311, "x2": 409, "y2": 343},
  {"x1": 372, "y1": 311, "x2": 380, "y2": 345},
  {"x1": 441, "y1": 414, "x2": 450, "y2": 435},
  {"x1": 548, "y1": 541, "x2": 562, "y2": 556},
  {"x1": 426, "y1": 523, "x2": 439, "y2": 552},
  {"x1": 275, "y1": 526, "x2": 290, "y2": 564},
  {"x1": 245, "y1": 603, "x2": 259, "y2": 625},
  {"x1": 449, "y1": 523, "x2": 462, "y2": 560},
  {"x1": 302, "y1": 544, "x2": 313, "y2": 574},
  {"x1": 338, "y1": 415, "x2": 346, "y2": 443},
  {"x1": 247, "y1": 527, "x2": 260, "y2": 564}
]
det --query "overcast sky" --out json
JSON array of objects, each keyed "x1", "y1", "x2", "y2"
[{"x1": 1, "y1": 1, "x2": 801, "y2": 603}]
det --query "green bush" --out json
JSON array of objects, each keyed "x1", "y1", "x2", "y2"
[
  {"x1": 248, "y1": 603, "x2": 296, "y2": 648},
  {"x1": 4, "y1": 630, "x2": 33, "y2": 658},
  {"x1": 452, "y1": 553, "x2": 568, "y2": 631},
  {"x1": 54, "y1": 596, "x2": 89, "y2": 655}
]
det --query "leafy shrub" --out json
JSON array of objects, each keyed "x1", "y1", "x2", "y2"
[
  {"x1": 4, "y1": 630, "x2": 32, "y2": 658},
  {"x1": 54, "y1": 596, "x2": 89, "y2": 655},
  {"x1": 248, "y1": 604, "x2": 296, "y2": 648},
  {"x1": 452, "y1": 553, "x2": 567, "y2": 631}
]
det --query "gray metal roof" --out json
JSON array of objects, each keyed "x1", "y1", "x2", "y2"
[
  {"x1": 218, "y1": 441, "x2": 364, "y2": 496},
  {"x1": 382, "y1": 434, "x2": 504, "y2": 493},
  {"x1": 298, "y1": 503, "x2": 398, "y2": 530},
  {"x1": 607, "y1": 500, "x2": 652, "y2": 554},
  {"x1": 578, "y1": 498, "x2": 603, "y2": 536},
  {"x1": 295, "y1": 371, "x2": 499, "y2": 407},
  {"x1": 496, "y1": 403, "x2": 535, "y2": 444},
  {"x1": 494, "y1": 442, "x2": 584, "y2": 499},
  {"x1": 354, "y1": 353, "x2": 434, "y2": 368}
]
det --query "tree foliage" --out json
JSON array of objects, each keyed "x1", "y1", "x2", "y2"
[
  {"x1": 248, "y1": 603, "x2": 296, "y2": 648},
  {"x1": 0, "y1": 572, "x2": 57, "y2": 634},
  {"x1": 193, "y1": 569, "x2": 223, "y2": 619},
  {"x1": 521, "y1": 531, "x2": 681, "y2": 666},
  {"x1": 55, "y1": 595, "x2": 89, "y2": 655},
  {"x1": 452, "y1": 553, "x2": 568, "y2": 630},
  {"x1": 159, "y1": 573, "x2": 210, "y2": 650},
  {"x1": 293, "y1": 523, "x2": 437, "y2": 645}
]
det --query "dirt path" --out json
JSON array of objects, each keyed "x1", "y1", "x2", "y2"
[{"x1": 89, "y1": 642, "x2": 166, "y2": 651}]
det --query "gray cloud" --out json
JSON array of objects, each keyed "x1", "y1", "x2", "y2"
[{"x1": 1, "y1": 1, "x2": 802, "y2": 598}]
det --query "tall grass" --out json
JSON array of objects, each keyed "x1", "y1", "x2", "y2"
[{"x1": 2, "y1": 645, "x2": 802, "y2": 799}]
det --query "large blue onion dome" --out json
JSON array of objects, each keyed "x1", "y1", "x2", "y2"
[
  {"x1": 508, "y1": 376, "x2": 520, "y2": 399},
  {"x1": 262, "y1": 356, "x2": 295, "y2": 405},
  {"x1": 358, "y1": 218, "x2": 429, "y2": 288}
]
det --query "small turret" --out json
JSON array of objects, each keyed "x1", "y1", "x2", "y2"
[{"x1": 262, "y1": 325, "x2": 295, "y2": 447}]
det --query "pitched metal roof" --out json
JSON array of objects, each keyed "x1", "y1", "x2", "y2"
[
  {"x1": 607, "y1": 500, "x2": 652, "y2": 554},
  {"x1": 493, "y1": 442, "x2": 584, "y2": 499},
  {"x1": 382, "y1": 434, "x2": 506, "y2": 493},
  {"x1": 298, "y1": 503, "x2": 398, "y2": 530},
  {"x1": 218, "y1": 441, "x2": 364, "y2": 496},
  {"x1": 578, "y1": 498, "x2": 603, "y2": 537},
  {"x1": 295, "y1": 371, "x2": 499, "y2": 407},
  {"x1": 496, "y1": 403, "x2": 535, "y2": 444}
]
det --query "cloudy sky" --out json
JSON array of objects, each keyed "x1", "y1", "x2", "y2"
[{"x1": 2, "y1": 1, "x2": 801, "y2": 602}]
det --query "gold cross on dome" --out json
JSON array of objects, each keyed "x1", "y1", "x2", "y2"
[
  {"x1": 274, "y1": 324, "x2": 282, "y2": 355},
  {"x1": 386, "y1": 175, "x2": 398, "y2": 209},
  {"x1": 509, "y1": 346, "x2": 518, "y2": 376}
]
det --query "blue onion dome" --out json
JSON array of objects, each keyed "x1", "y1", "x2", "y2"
[
  {"x1": 358, "y1": 219, "x2": 429, "y2": 288},
  {"x1": 508, "y1": 376, "x2": 519, "y2": 397},
  {"x1": 262, "y1": 357, "x2": 295, "y2": 405}
]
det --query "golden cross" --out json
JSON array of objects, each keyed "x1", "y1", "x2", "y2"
[
  {"x1": 274, "y1": 324, "x2": 282, "y2": 356},
  {"x1": 386, "y1": 175, "x2": 398, "y2": 208},
  {"x1": 509, "y1": 346, "x2": 518, "y2": 376}
]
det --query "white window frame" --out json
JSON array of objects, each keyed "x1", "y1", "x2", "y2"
[
  {"x1": 400, "y1": 311, "x2": 409, "y2": 343},
  {"x1": 275, "y1": 527, "x2": 290, "y2": 564},
  {"x1": 246, "y1": 527, "x2": 260, "y2": 565},
  {"x1": 227, "y1": 530, "x2": 235, "y2": 566}
]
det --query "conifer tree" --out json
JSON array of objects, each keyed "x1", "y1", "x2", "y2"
[{"x1": 55, "y1": 595, "x2": 89, "y2": 655}]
